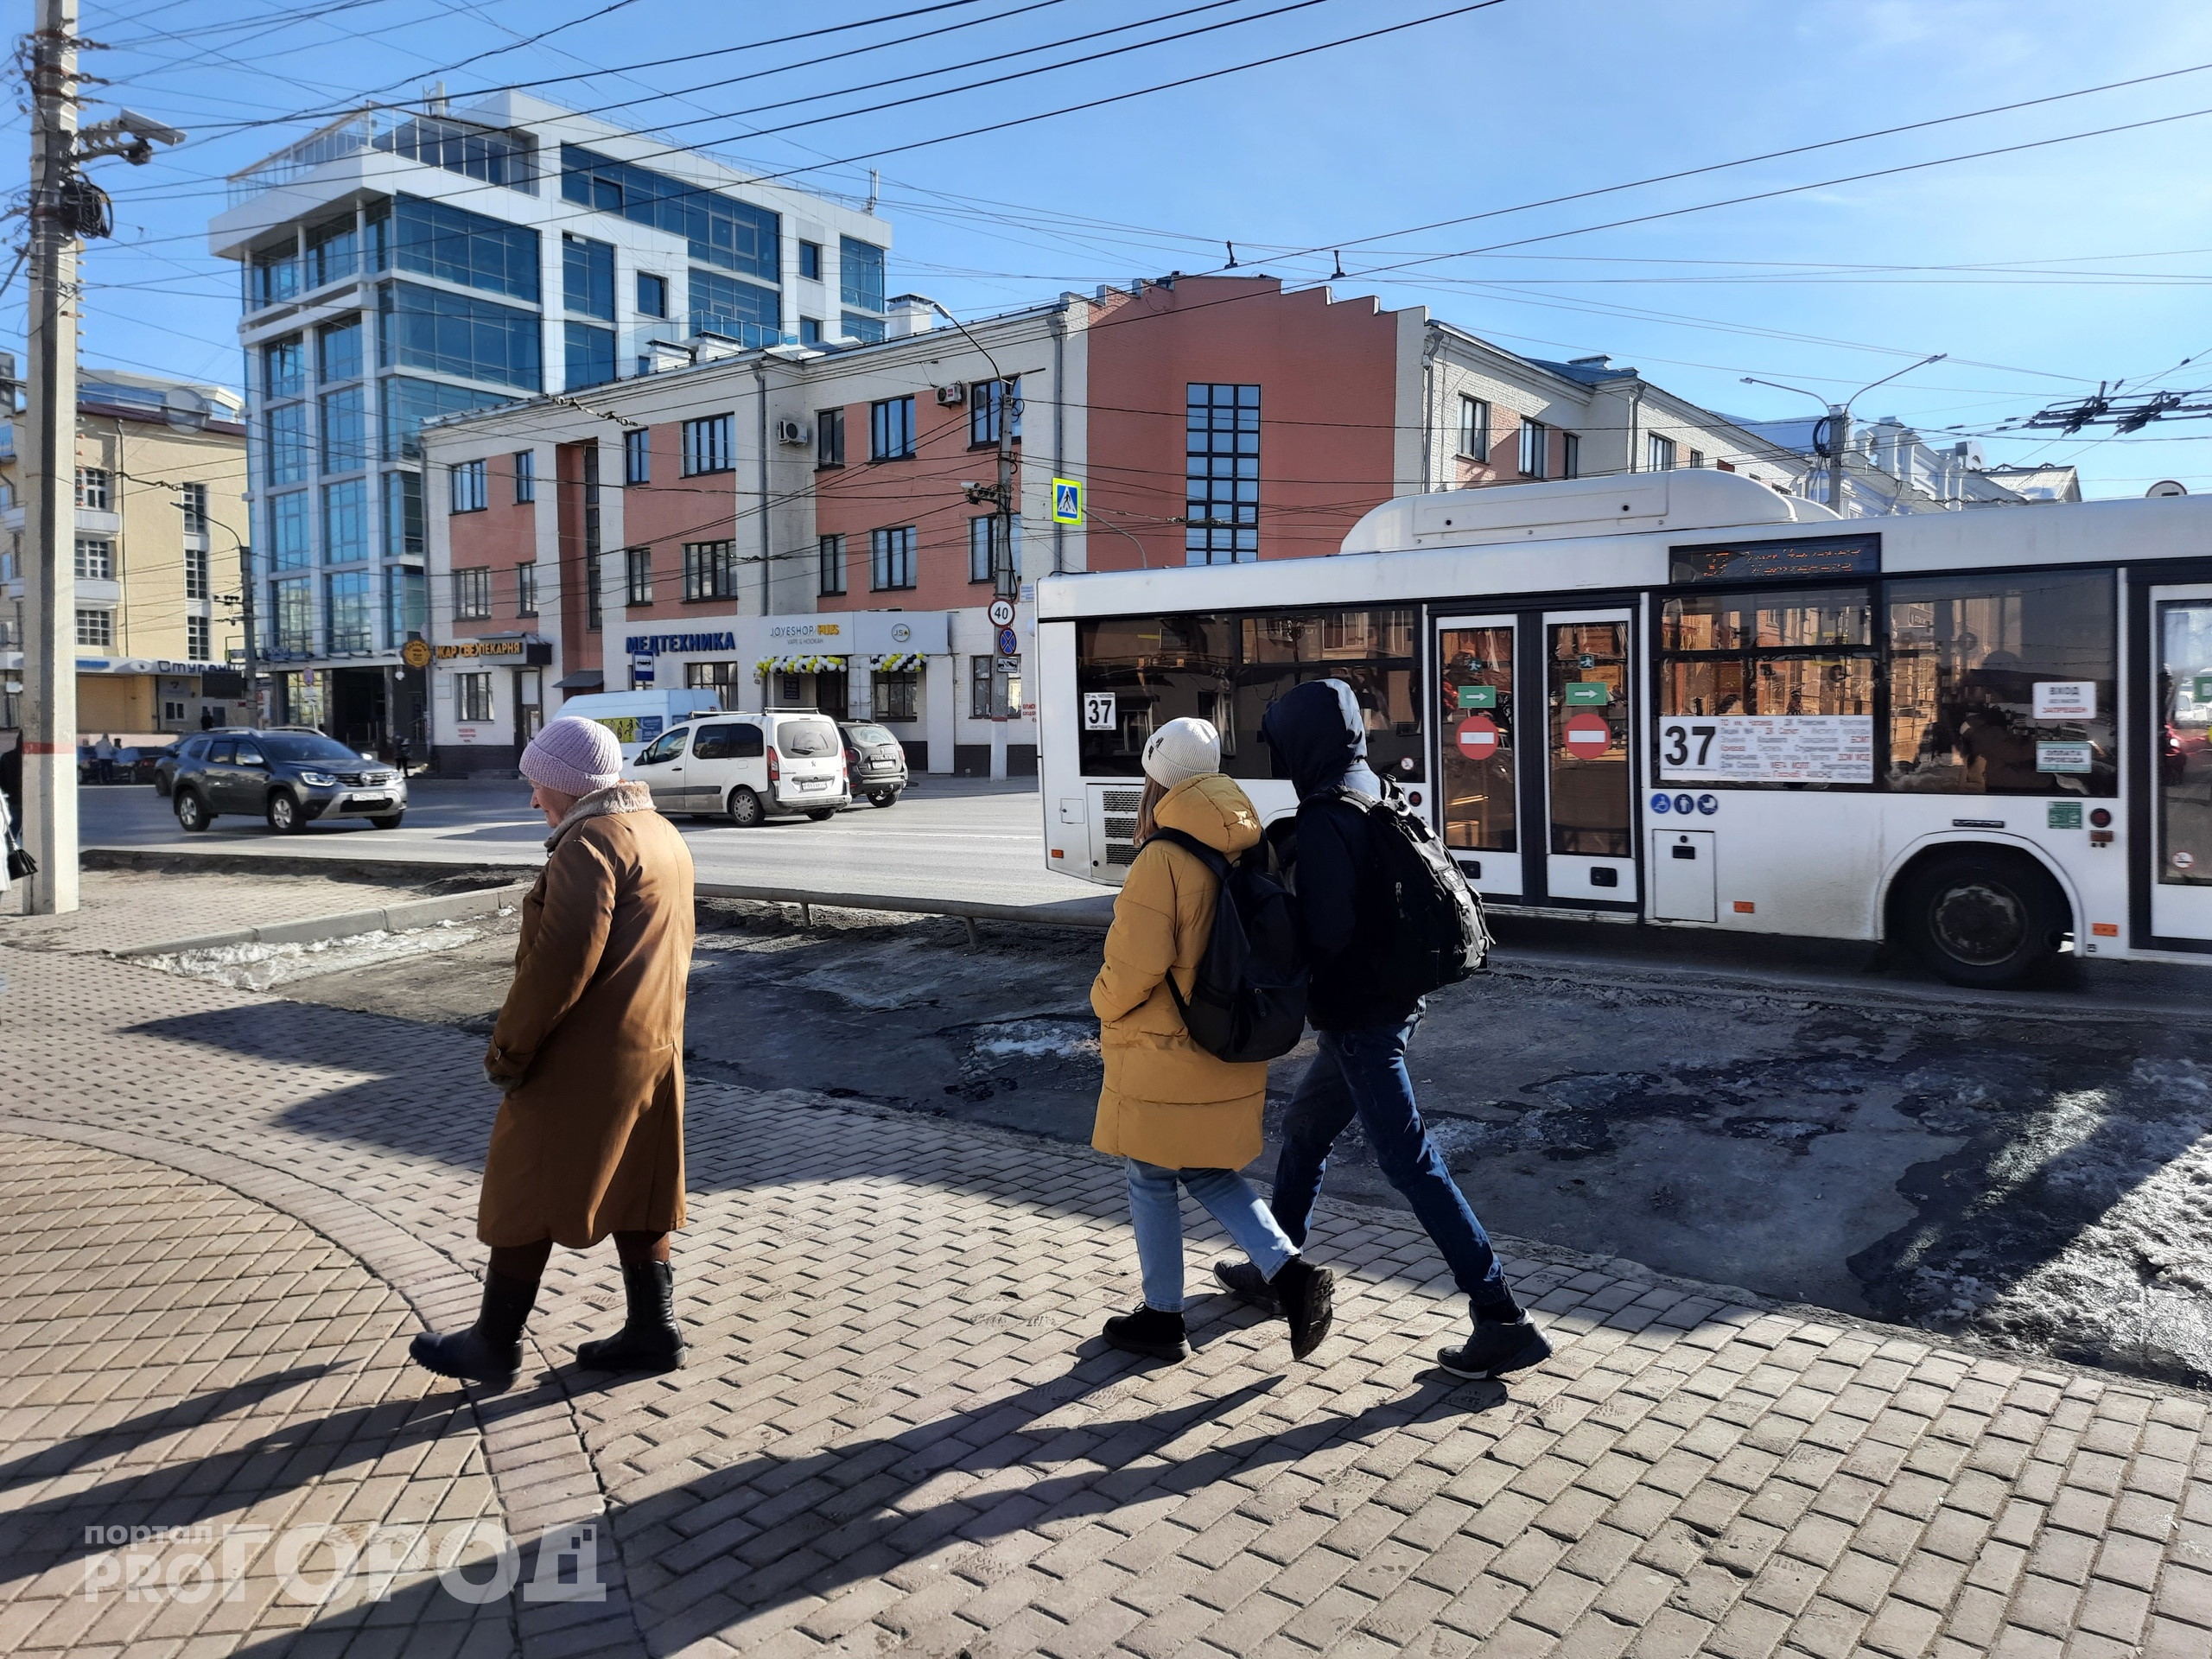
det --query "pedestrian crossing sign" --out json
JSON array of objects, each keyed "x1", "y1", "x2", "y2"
[{"x1": 1051, "y1": 477, "x2": 1084, "y2": 524}]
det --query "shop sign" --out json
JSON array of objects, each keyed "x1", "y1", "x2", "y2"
[
  {"x1": 435, "y1": 639, "x2": 527, "y2": 660},
  {"x1": 624, "y1": 631, "x2": 737, "y2": 655}
]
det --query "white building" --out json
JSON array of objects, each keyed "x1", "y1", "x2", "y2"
[
  {"x1": 1731, "y1": 416, "x2": 2077, "y2": 514},
  {"x1": 208, "y1": 91, "x2": 895, "y2": 751}
]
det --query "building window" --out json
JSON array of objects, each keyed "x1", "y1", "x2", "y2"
[
  {"x1": 586, "y1": 549, "x2": 602, "y2": 632},
  {"x1": 323, "y1": 479, "x2": 370, "y2": 563},
  {"x1": 840, "y1": 237, "x2": 886, "y2": 311},
  {"x1": 625, "y1": 427, "x2": 651, "y2": 486},
  {"x1": 454, "y1": 567, "x2": 492, "y2": 620},
  {"x1": 1185, "y1": 382, "x2": 1260, "y2": 565},
  {"x1": 626, "y1": 547, "x2": 652, "y2": 606},
  {"x1": 75, "y1": 467, "x2": 112, "y2": 510},
  {"x1": 682, "y1": 539, "x2": 738, "y2": 601},
  {"x1": 516, "y1": 563, "x2": 538, "y2": 616},
  {"x1": 181, "y1": 480, "x2": 209, "y2": 535},
  {"x1": 563, "y1": 233, "x2": 615, "y2": 320},
  {"x1": 387, "y1": 566, "x2": 427, "y2": 642},
  {"x1": 689, "y1": 268, "x2": 779, "y2": 347},
  {"x1": 266, "y1": 404, "x2": 308, "y2": 486},
  {"x1": 450, "y1": 459, "x2": 488, "y2": 513},
  {"x1": 560, "y1": 144, "x2": 780, "y2": 280},
  {"x1": 321, "y1": 385, "x2": 368, "y2": 472},
  {"x1": 306, "y1": 213, "x2": 359, "y2": 289},
  {"x1": 513, "y1": 449, "x2": 536, "y2": 503},
  {"x1": 869, "y1": 397, "x2": 915, "y2": 461},
  {"x1": 683, "y1": 660, "x2": 748, "y2": 710},
  {"x1": 1689, "y1": 449, "x2": 1706, "y2": 468},
  {"x1": 251, "y1": 242, "x2": 301, "y2": 308},
  {"x1": 1458, "y1": 396, "x2": 1491, "y2": 461},
  {"x1": 682, "y1": 415, "x2": 734, "y2": 475},
  {"x1": 970, "y1": 656, "x2": 995, "y2": 719},
  {"x1": 1519, "y1": 418, "x2": 1548, "y2": 480},
  {"x1": 187, "y1": 615, "x2": 210, "y2": 659},
  {"x1": 186, "y1": 544, "x2": 209, "y2": 600},
  {"x1": 74, "y1": 537, "x2": 113, "y2": 580},
  {"x1": 264, "y1": 336, "x2": 305, "y2": 399},
  {"x1": 564, "y1": 321, "x2": 616, "y2": 390},
  {"x1": 637, "y1": 271, "x2": 668, "y2": 318},
  {"x1": 799, "y1": 318, "x2": 823, "y2": 346},
  {"x1": 270, "y1": 490, "x2": 311, "y2": 569},
  {"x1": 798, "y1": 240, "x2": 823, "y2": 281},
  {"x1": 383, "y1": 471, "x2": 424, "y2": 557},
  {"x1": 870, "y1": 525, "x2": 916, "y2": 590},
  {"x1": 841, "y1": 313, "x2": 885, "y2": 345},
  {"x1": 874, "y1": 669, "x2": 918, "y2": 721},
  {"x1": 385, "y1": 194, "x2": 539, "y2": 301},
  {"x1": 271, "y1": 577, "x2": 312, "y2": 653},
  {"x1": 1648, "y1": 434, "x2": 1678, "y2": 472},
  {"x1": 455, "y1": 672, "x2": 493, "y2": 723},
  {"x1": 381, "y1": 376, "x2": 512, "y2": 461},
  {"x1": 75, "y1": 608, "x2": 113, "y2": 648},
  {"x1": 816, "y1": 406, "x2": 845, "y2": 467},
  {"x1": 317, "y1": 317, "x2": 364, "y2": 384},
  {"x1": 818, "y1": 534, "x2": 846, "y2": 596},
  {"x1": 326, "y1": 569, "x2": 373, "y2": 652},
  {"x1": 969, "y1": 517, "x2": 1001, "y2": 584},
  {"x1": 377, "y1": 280, "x2": 542, "y2": 391},
  {"x1": 969, "y1": 378, "x2": 1020, "y2": 446},
  {"x1": 1562, "y1": 432, "x2": 1581, "y2": 479}
]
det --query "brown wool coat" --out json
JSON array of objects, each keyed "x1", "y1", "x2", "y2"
[
  {"x1": 477, "y1": 783, "x2": 695, "y2": 1248},
  {"x1": 1090, "y1": 772, "x2": 1270, "y2": 1171}
]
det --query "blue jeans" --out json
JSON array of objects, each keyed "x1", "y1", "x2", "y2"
[
  {"x1": 1125, "y1": 1160, "x2": 1295, "y2": 1313},
  {"x1": 1270, "y1": 1014, "x2": 1513, "y2": 1314}
]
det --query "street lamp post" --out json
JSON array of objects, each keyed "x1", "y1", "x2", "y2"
[{"x1": 1741, "y1": 353, "x2": 1946, "y2": 512}]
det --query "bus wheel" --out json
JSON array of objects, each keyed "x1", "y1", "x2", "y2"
[{"x1": 1899, "y1": 851, "x2": 2069, "y2": 988}]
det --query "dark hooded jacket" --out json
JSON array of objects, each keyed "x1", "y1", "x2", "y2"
[{"x1": 1262, "y1": 679, "x2": 1420, "y2": 1033}]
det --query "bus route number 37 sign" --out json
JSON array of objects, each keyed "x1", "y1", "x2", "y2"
[{"x1": 1083, "y1": 692, "x2": 1117, "y2": 731}]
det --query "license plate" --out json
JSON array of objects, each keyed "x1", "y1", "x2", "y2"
[
  {"x1": 797, "y1": 779, "x2": 827, "y2": 791},
  {"x1": 348, "y1": 794, "x2": 391, "y2": 809}
]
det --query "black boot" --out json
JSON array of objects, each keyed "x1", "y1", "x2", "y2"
[
  {"x1": 575, "y1": 1261, "x2": 685, "y2": 1371},
  {"x1": 1270, "y1": 1256, "x2": 1335, "y2": 1361},
  {"x1": 1212, "y1": 1256, "x2": 1281, "y2": 1315},
  {"x1": 410, "y1": 1270, "x2": 537, "y2": 1387},
  {"x1": 1103, "y1": 1304, "x2": 1188, "y2": 1361},
  {"x1": 1437, "y1": 1307, "x2": 1551, "y2": 1381}
]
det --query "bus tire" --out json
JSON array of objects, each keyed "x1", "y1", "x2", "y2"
[{"x1": 1897, "y1": 849, "x2": 2069, "y2": 988}]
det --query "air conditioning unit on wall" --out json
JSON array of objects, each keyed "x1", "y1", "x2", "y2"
[
  {"x1": 776, "y1": 419, "x2": 811, "y2": 446},
  {"x1": 935, "y1": 383, "x2": 968, "y2": 406}
]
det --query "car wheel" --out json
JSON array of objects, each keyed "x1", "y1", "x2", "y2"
[
  {"x1": 265, "y1": 791, "x2": 305, "y2": 835},
  {"x1": 154, "y1": 777, "x2": 171, "y2": 798},
  {"x1": 1898, "y1": 851, "x2": 2069, "y2": 988},
  {"x1": 726, "y1": 786, "x2": 765, "y2": 828},
  {"x1": 175, "y1": 789, "x2": 213, "y2": 832},
  {"x1": 370, "y1": 812, "x2": 404, "y2": 830},
  {"x1": 806, "y1": 808, "x2": 836, "y2": 822},
  {"x1": 868, "y1": 789, "x2": 899, "y2": 808}
]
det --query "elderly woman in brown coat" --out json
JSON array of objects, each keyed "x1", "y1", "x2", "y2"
[{"x1": 411, "y1": 715, "x2": 695, "y2": 1388}]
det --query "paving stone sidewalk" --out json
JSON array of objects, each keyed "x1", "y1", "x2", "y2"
[{"x1": 3, "y1": 899, "x2": 2212, "y2": 1659}]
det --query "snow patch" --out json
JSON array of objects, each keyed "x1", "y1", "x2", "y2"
[
  {"x1": 138, "y1": 919, "x2": 486, "y2": 991},
  {"x1": 973, "y1": 1020, "x2": 1100, "y2": 1062}
]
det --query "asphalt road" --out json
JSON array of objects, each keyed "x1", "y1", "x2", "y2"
[{"x1": 79, "y1": 774, "x2": 1096, "y2": 909}]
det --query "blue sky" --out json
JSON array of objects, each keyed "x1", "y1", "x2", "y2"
[{"x1": 37, "y1": 0, "x2": 2212, "y2": 496}]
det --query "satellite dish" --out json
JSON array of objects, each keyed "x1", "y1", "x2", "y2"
[{"x1": 2147, "y1": 480, "x2": 2189, "y2": 498}]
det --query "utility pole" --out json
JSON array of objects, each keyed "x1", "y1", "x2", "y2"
[
  {"x1": 19, "y1": 2, "x2": 184, "y2": 912},
  {"x1": 236, "y1": 543, "x2": 260, "y2": 728},
  {"x1": 1739, "y1": 353, "x2": 1943, "y2": 519},
  {"x1": 1825, "y1": 406, "x2": 1850, "y2": 512},
  {"x1": 22, "y1": 0, "x2": 83, "y2": 914}
]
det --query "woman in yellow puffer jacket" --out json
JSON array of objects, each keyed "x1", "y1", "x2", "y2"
[{"x1": 1090, "y1": 717, "x2": 1334, "y2": 1363}]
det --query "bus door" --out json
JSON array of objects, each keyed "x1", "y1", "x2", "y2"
[
  {"x1": 1433, "y1": 609, "x2": 1637, "y2": 906},
  {"x1": 2151, "y1": 584, "x2": 2212, "y2": 942}
]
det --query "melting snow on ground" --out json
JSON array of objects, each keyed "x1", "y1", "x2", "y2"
[
  {"x1": 972, "y1": 1019, "x2": 1100, "y2": 1062},
  {"x1": 136, "y1": 917, "x2": 499, "y2": 992}
]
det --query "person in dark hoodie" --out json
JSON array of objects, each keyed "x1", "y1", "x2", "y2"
[{"x1": 1215, "y1": 677, "x2": 1551, "y2": 1381}]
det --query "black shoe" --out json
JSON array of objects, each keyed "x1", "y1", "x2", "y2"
[
  {"x1": 1212, "y1": 1256, "x2": 1280, "y2": 1314},
  {"x1": 575, "y1": 1261, "x2": 685, "y2": 1372},
  {"x1": 1271, "y1": 1256, "x2": 1335, "y2": 1361},
  {"x1": 1437, "y1": 1313, "x2": 1552, "y2": 1380},
  {"x1": 410, "y1": 1270, "x2": 537, "y2": 1387},
  {"x1": 1103, "y1": 1304, "x2": 1188, "y2": 1361}
]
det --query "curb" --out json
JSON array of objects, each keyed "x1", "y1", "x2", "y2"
[
  {"x1": 694, "y1": 878, "x2": 1114, "y2": 932},
  {"x1": 112, "y1": 881, "x2": 532, "y2": 958}
]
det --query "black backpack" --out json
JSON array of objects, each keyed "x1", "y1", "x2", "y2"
[
  {"x1": 1334, "y1": 779, "x2": 1492, "y2": 998},
  {"x1": 1145, "y1": 828, "x2": 1310, "y2": 1064}
]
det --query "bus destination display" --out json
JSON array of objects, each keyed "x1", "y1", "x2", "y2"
[
  {"x1": 1669, "y1": 534, "x2": 1880, "y2": 586},
  {"x1": 1659, "y1": 714, "x2": 1876, "y2": 784}
]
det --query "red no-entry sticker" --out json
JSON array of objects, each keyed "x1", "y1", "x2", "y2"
[
  {"x1": 1563, "y1": 710, "x2": 1611, "y2": 756},
  {"x1": 1456, "y1": 714, "x2": 1500, "y2": 759}
]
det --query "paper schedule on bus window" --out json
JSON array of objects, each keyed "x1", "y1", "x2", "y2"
[{"x1": 1658, "y1": 715, "x2": 1875, "y2": 784}]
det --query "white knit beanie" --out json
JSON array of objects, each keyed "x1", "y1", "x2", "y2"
[
  {"x1": 520, "y1": 715, "x2": 624, "y2": 797},
  {"x1": 1141, "y1": 717, "x2": 1221, "y2": 789}
]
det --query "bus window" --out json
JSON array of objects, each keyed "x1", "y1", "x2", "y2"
[
  {"x1": 1549, "y1": 622, "x2": 1630, "y2": 856},
  {"x1": 1658, "y1": 588, "x2": 1877, "y2": 787},
  {"x1": 1075, "y1": 614, "x2": 1235, "y2": 777},
  {"x1": 1236, "y1": 608, "x2": 1422, "y2": 782},
  {"x1": 1885, "y1": 572, "x2": 2115, "y2": 796},
  {"x1": 1438, "y1": 625, "x2": 1515, "y2": 852},
  {"x1": 2160, "y1": 599, "x2": 2212, "y2": 884}
]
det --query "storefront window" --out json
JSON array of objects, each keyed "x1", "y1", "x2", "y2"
[
  {"x1": 683, "y1": 659, "x2": 747, "y2": 711},
  {"x1": 874, "y1": 669, "x2": 918, "y2": 721}
]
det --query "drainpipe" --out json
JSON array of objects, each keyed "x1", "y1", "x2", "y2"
[
  {"x1": 1626, "y1": 381, "x2": 1644, "y2": 473},
  {"x1": 1421, "y1": 327, "x2": 1439, "y2": 493},
  {"x1": 753, "y1": 358, "x2": 771, "y2": 620}
]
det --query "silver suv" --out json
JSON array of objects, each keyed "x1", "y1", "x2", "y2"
[{"x1": 171, "y1": 729, "x2": 409, "y2": 834}]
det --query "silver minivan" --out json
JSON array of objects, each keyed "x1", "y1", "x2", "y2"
[{"x1": 625, "y1": 710, "x2": 850, "y2": 825}]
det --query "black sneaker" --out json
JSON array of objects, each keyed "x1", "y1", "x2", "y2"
[
  {"x1": 1103, "y1": 1304, "x2": 1188, "y2": 1361},
  {"x1": 1437, "y1": 1314, "x2": 1551, "y2": 1380},
  {"x1": 1212, "y1": 1256, "x2": 1280, "y2": 1314},
  {"x1": 1271, "y1": 1256, "x2": 1335, "y2": 1361}
]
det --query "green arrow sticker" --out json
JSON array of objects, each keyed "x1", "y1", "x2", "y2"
[
  {"x1": 1565, "y1": 682, "x2": 1610, "y2": 706},
  {"x1": 2195, "y1": 674, "x2": 2212, "y2": 703},
  {"x1": 2048, "y1": 803, "x2": 2083, "y2": 830},
  {"x1": 1457, "y1": 684, "x2": 1497, "y2": 709}
]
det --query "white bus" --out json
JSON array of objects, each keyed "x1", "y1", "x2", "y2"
[{"x1": 1034, "y1": 469, "x2": 2212, "y2": 987}]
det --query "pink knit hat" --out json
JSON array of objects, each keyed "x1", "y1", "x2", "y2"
[{"x1": 520, "y1": 715, "x2": 623, "y2": 797}]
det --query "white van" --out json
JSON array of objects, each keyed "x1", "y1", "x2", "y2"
[
  {"x1": 556, "y1": 689, "x2": 722, "y2": 759},
  {"x1": 624, "y1": 710, "x2": 851, "y2": 824}
]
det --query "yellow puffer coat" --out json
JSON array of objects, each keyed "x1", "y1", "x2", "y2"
[{"x1": 1090, "y1": 772, "x2": 1269, "y2": 1170}]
